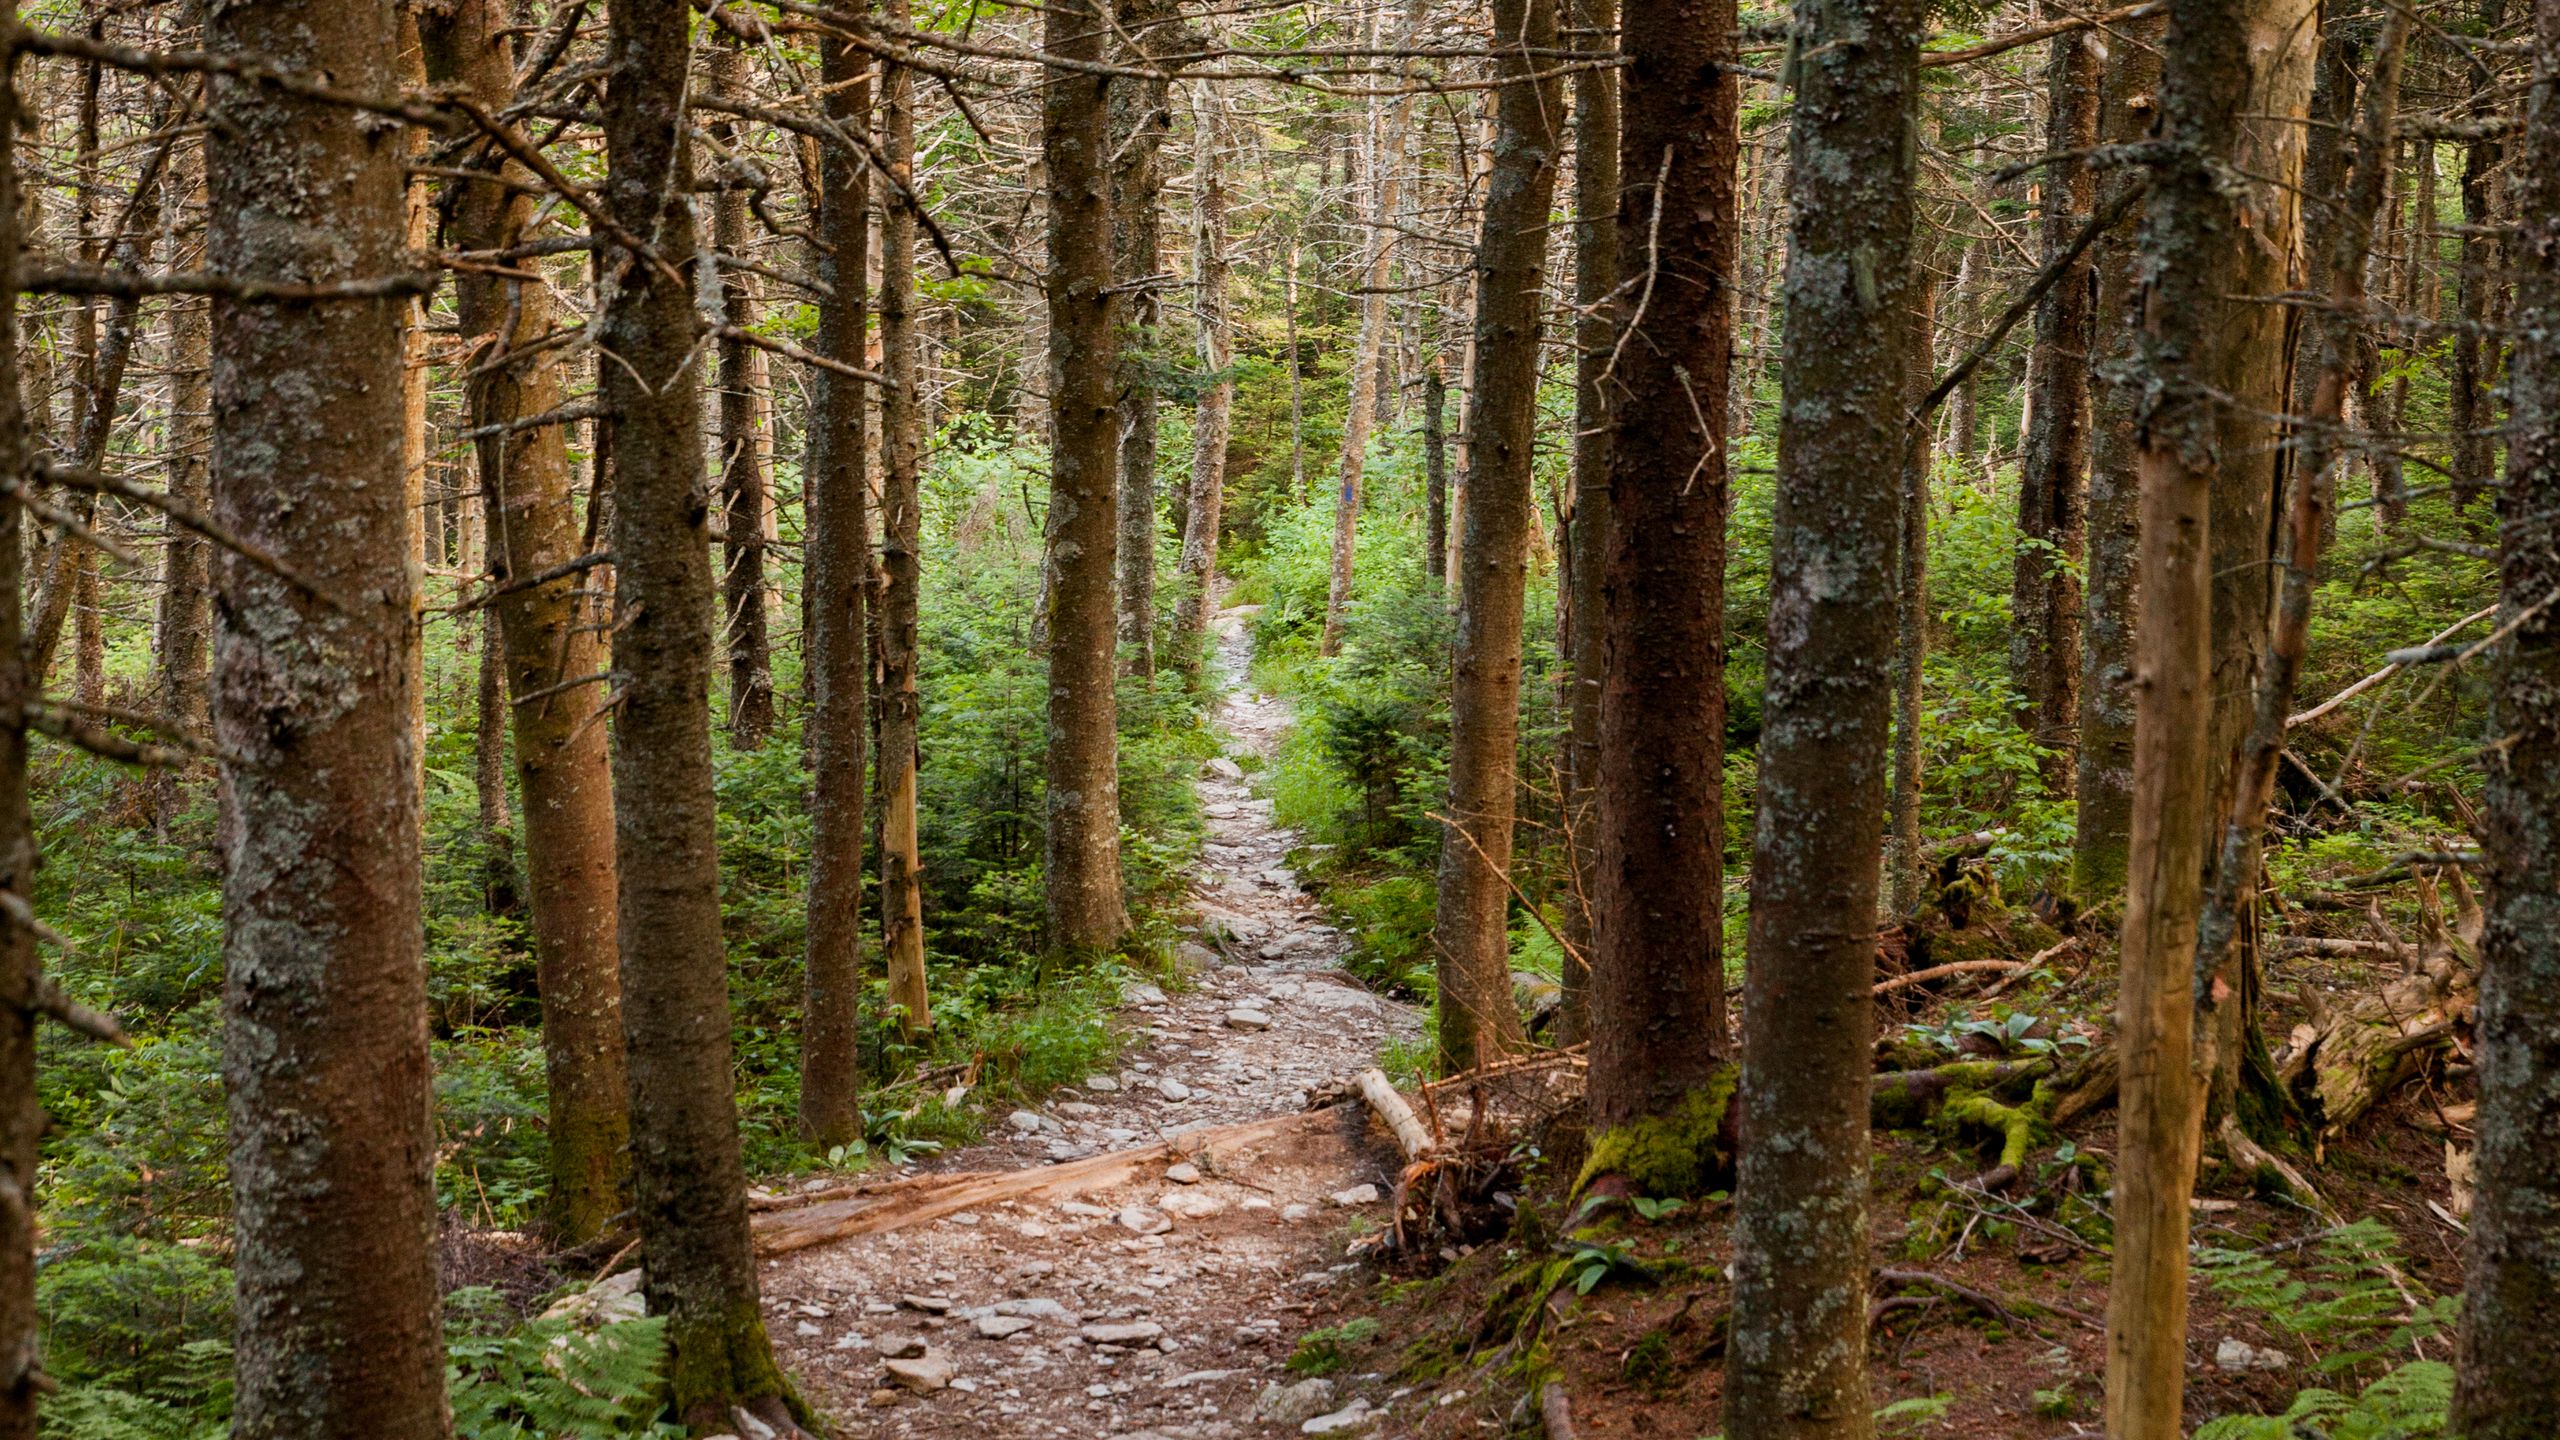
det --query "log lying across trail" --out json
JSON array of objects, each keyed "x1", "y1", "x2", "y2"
[{"x1": 751, "y1": 1105, "x2": 1366, "y2": 1255}]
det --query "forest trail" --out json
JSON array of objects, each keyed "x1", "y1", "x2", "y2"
[{"x1": 759, "y1": 604, "x2": 1422, "y2": 1437}]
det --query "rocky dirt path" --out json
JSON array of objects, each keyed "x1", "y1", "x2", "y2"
[{"x1": 760, "y1": 605, "x2": 1422, "y2": 1438}]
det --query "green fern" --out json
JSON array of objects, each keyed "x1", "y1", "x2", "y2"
[
  {"x1": 2193, "y1": 1360, "x2": 2454, "y2": 1440},
  {"x1": 446, "y1": 1288, "x2": 681, "y2": 1440},
  {"x1": 2195, "y1": 1220, "x2": 2455, "y2": 1375}
]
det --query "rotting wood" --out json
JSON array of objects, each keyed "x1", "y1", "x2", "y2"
[{"x1": 1357, "y1": 1067, "x2": 1436, "y2": 1160}]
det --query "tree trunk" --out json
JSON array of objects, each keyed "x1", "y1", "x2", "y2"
[
  {"x1": 2106, "y1": 4, "x2": 2313, "y2": 1434},
  {"x1": 803, "y1": 29, "x2": 873, "y2": 1143},
  {"x1": 1043, "y1": 0, "x2": 1128, "y2": 956},
  {"x1": 417, "y1": 0, "x2": 631, "y2": 1243},
  {"x1": 1583, "y1": 0, "x2": 1734, "y2": 1143},
  {"x1": 1110, "y1": 0, "x2": 1180, "y2": 676},
  {"x1": 1723, "y1": 5, "x2": 1921, "y2": 1437},
  {"x1": 601, "y1": 0, "x2": 799, "y2": 1425},
  {"x1": 1170, "y1": 93, "x2": 1232, "y2": 661},
  {"x1": 2072, "y1": 15, "x2": 2164, "y2": 900},
  {"x1": 1284, "y1": 235, "x2": 1306, "y2": 501},
  {"x1": 2012, "y1": 33, "x2": 2098, "y2": 787},
  {"x1": 1557, "y1": 0, "x2": 1618, "y2": 1042},
  {"x1": 153, "y1": 280, "x2": 209, "y2": 731},
  {"x1": 879, "y1": 0, "x2": 930, "y2": 1037},
  {"x1": 1885, "y1": 264, "x2": 1936, "y2": 920},
  {"x1": 2456, "y1": 2, "x2": 2560, "y2": 1428},
  {"x1": 1427, "y1": 0, "x2": 1561, "y2": 1074},
  {"x1": 711, "y1": 42, "x2": 776, "y2": 749},
  {"x1": 2450, "y1": 0, "x2": 2509, "y2": 518},
  {"x1": 1422, "y1": 361, "x2": 1448, "y2": 585},
  {"x1": 475, "y1": 608, "x2": 520, "y2": 917},
  {"x1": 205, "y1": 0, "x2": 447, "y2": 1430}
]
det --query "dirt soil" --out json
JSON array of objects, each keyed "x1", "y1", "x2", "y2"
[{"x1": 759, "y1": 606, "x2": 1424, "y2": 1437}]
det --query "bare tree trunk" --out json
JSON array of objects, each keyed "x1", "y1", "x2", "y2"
[
  {"x1": 1110, "y1": 0, "x2": 1181, "y2": 676},
  {"x1": 2451, "y1": 0, "x2": 2508, "y2": 518},
  {"x1": 878, "y1": 0, "x2": 930, "y2": 1037},
  {"x1": 711, "y1": 42, "x2": 776, "y2": 748},
  {"x1": 2106, "y1": 4, "x2": 2313, "y2": 1434},
  {"x1": 1885, "y1": 265, "x2": 1936, "y2": 920},
  {"x1": 1283, "y1": 234, "x2": 1306, "y2": 501},
  {"x1": 1557, "y1": 0, "x2": 1618, "y2": 1040},
  {"x1": 418, "y1": 0, "x2": 631, "y2": 1244},
  {"x1": 803, "y1": 29, "x2": 873, "y2": 1143},
  {"x1": 1044, "y1": 0, "x2": 1128, "y2": 955},
  {"x1": 1171, "y1": 90, "x2": 1232, "y2": 662},
  {"x1": 206, "y1": 0, "x2": 446, "y2": 1429},
  {"x1": 1723, "y1": 5, "x2": 1920, "y2": 1436},
  {"x1": 1429, "y1": 0, "x2": 1561, "y2": 1073},
  {"x1": 2459, "y1": 20, "x2": 2560, "y2": 1428},
  {"x1": 2012, "y1": 32, "x2": 2098, "y2": 787},
  {"x1": 1583, "y1": 0, "x2": 1735, "y2": 1144},
  {"x1": 601, "y1": 0, "x2": 800, "y2": 1424},
  {"x1": 475, "y1": 607, "x2": 519, "y2": 917},
  {"x1": 2073, "y1": 15, "x2": 2164, "y2": 900},
  {"x1": 153, "y1": 281, "x2": 209, "y2": 730},
  {"x1": 1422, "y1": 360, "x2": 1448, "y2": 585}
]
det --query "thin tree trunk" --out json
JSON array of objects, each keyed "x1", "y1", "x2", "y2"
[
  {"x1": 1422, "y1": 360, "x2": 1448, "y2": 585},
  {"x1": 206, "y1": 0, "x2": 446, "y2": 1429},
  {"x1": 1584, "y1": 0, "x2": 1735, "y2": 1139},
  {"x1": 2106, "y1": 4, "x2": 2313, "y2": 1434},
  {"x1": 1283, "y1": 234, "x2": 1306, "y2": 501},
  {"x1": 878, "y1": 0, "x2": 930, "y2": 1037},
  {"x1": 418, "y1": 0, "x2": 631, "y2": 1243},
  {"x1": 1044, "y1": 0, "x2": 1128, "y2": 956},
  {"x1": 1724, "y1": 7, "x2": 1920, "y2": 1438},
  {"x1": 1171, "y1": 90, "x2": 1232, "y2": 662},
  {"x1": 2457, "y1": 13, "x2": 2560, "y2": 1424},
  {"x1": 1110, "y1": 0, "x2": 1180, "y2": 676},
  {"x1": 153, "y1": 276, "x2": 208, "y2": 731},
  {"x1": 2451, "y1": 0, "x2": 2508, "y2": 518},
  {"x1": 2012, "y1": 32, "x2": 2098, "y2": 787},
  {"x1": 601, "y1": 0, "x2": 800, "y2": 1424},
  {"x1": 475, "y1": 607, "x2": 519, "y2": 916},
  {"x1": 711, "y1": 42, "x2": 776, "y2": 749},
  {"x1": 1886, "y1": 265, "x2": 1937, "y2": 920},
  {"x1": 2073, "y1": 15, "x2": 2164, "y2": 900},
  {"x1": 803, "y1": 29, "x2": 874, "y2": 1142},
  {"x1": 1429, "y1": 0, "x2": 1562, "y2": 1073}
]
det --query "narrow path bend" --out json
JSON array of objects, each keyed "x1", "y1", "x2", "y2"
[{"x1": 761, "y1": 604, "x2": 1421, "y2": 1438}]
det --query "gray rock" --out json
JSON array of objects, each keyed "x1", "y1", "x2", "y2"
[
  {"x1": 974, "y1": 1314, "x2": 1036, "y2": 1340},
  {"x1": 2215, "y1": 1338, "x2": 2292, "y2": 1373},
  {"x1": 1007, "y1": 1109, "x2": 1045, "y2": 1134},
  {"x1": 900, "y1": 1294, "x2": 954, "y2": 1314},
  {"x1": 879, "y1": 1334, "x2": 928, "y2": 1359},
  {"x1": 884, "y1": 1354, "x2": 955, "y2": 1392},
  {"x1": 1301, "y1": 1399, "x2": 1377, "y2": 1434},
  {"x1": 1059, "y1": 1101, "x2": 1102, "y2": 1118},
  {"x1": 1156, "y1": 1078, "x2": 1193, "y2": 1102},
  {"x1": 1125, "y1": 982, "x2": 1170, "y2": 1006},
  {"x1": 995, "y1": 1297, "x2": 1079, "y2": 1323},
  {"x1": 1165, "y1": 1161, "x2": 1203, "y2": 1184},
  {"x1": 1174, "y1": 942, "x2": 1222, "y2": 974},
  {"x1": 1081, "y1": 1320, "x2": 1167, "y2": 1346},
  {"x1": 1116, "y1": 1205, "x2": 1174, "y2": 1236},
  {"x1": 1224, "y1": 1008, "x2": 1273, "y2": 1032},
  {"x1": 1208, "y1": 757, "x2": 1245, "y2": 779},
  {"x1": 1329, "y1": 1184, "x2": 1381, "y2": 1207},
  {"x1": 1085, "y1": 1074, "x2": 1123, "y2": 1093},
  {"x1": 1255, "y1": 1378, "x2": 1337, "y2": 1425}
]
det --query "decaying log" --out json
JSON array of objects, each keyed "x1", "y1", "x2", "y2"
[
  {"x1": 1357, "y1": 1067, "x2": 1437, "y2": 1160},
  {"x1": 1539, "y1": 1382, "x2": 1577, "y2": 1439},
  {"x1": 1872, "y1": 958, "x2": 2029, "y2": 996}
]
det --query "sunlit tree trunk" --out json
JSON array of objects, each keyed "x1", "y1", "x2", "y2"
[
  {"x1": 1171, "y1": 90, "x2": 1232, "y2": 664},
  {"x1": 878, "y1": 0, "x2": 930, "y2": 1036},
  {"x1": 710, "y1": 41, "x2": 776, "y2": 749}
]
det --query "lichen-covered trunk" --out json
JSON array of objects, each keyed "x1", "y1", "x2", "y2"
[
  {"x1": 1428, "y1": 0, "x2": 1560, "y2": 1074},
  {"x1": 1170, "y1": 96, "x2": 1232, "y2": 662},
  {"x1": 803, "y1": 31, "x2": 873, "y2": 1141},
  {"x1": 711, "y1": 42, "x2": 776, "y2": 749},
  {"x1": 600, "y1": 0, "x2": 798, "y2": 1425},
  {"x1": 2450, "y1": 0, "x2": 2508, "y2": 518},
  {"x1": 879, "y1": 1, "x2": 930, "y2": 1036},
  {"x1": 1885, "y1": 263, "x2": 1936, "y2": 921},
  {"x1": 2106, "y1": 4, "x2": 2311, "y2": 1434},
  {"x1": 205, "y1": 0, "x2": 447, "y2": 1431},
  {"x1": 2456, "y1": 3, "x2": 2560, "y2": 1429},
  {"x1": 1724, "y1": 8, "x2": 1922, "y2": 1437},
  {"x1": 1584, "y1": 0, "x2": 1735, "y2": 1142},
  {"x1": 2072, "y1": 15, "x2": 2162, "y2": 901},
  {"x1": 1043, "y1": 0, "x2": 1128, "y2": 956},
  {"x1": 418, "y1": 0, "x2": 631, "y2": 1243},
  {"x1": 2011, "y1": 33, "x2": 2098, "y2": 788},
  {"x1": 1557, "y1": 0, "x2": 1618, "y2": 1041}
]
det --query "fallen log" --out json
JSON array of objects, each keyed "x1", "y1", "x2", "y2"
[
  {"x1": 751, "y1": 1107, "x2": 1349, "y2": 1255},
  {"x1": 1539, "y1": 1382, "x2": 1578, "y2": 1440},
  {"x1": 1872, "y1": 958, "x2": 2029, "y2": 996},
  {"x1": 1357, "y1": 1067, "x2": 1436, "y2": 1160}
]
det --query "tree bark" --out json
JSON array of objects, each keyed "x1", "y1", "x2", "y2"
[
  {"x1": 205, "y1": 0, "x2": 447, "y2": 1429},
  {"x1": 878, "y1": 0, "x2": 930, "y2": 1037},
  {"x1": 2456, "y1": 2, "x2": 2560, "y2": 1429},
  {"x1": 601, "y1": 0, "x2": 799, "y2": 1425},
  {"x1": 1110, "y1": 0, "x2": 1180, "y2": 676},
  {"x1": 1170, "y1": 91, "x2": 1232, "y2": 662},
  {"x1": 1885, "y1": 262, "x2": 1936, "y2": 920},
  {"x1": 1043, "y1": 0, "x2": 1128, "y2": 955},
  {"x1": 1428, "y1": 0, "x2": 1561, "y2": 1074},
  {"x1": 1422, "y1": 360, "x2": 1448, "y2": 585},
  {"x1": 2451, "y1": 0, "x2": 2509, "y2": 518},
  {"x1": 1723, "y1": 4, "x2": 1921, "y2": 1436},
  {"x1": 711, "y1": 41, "x2": 777, "y2": 749},
  {"x1": 2072, "y1": 14, "x2": 2161, "y2": 900},
  {"x1": 2105, "y1": 3, "x2": 2313, "y2": 1434},
  {"x1": 152, "y1": 276, "x2": 209, "y2": 731},
  {"x1": 1558, "y1": 0, "x2": 1618, "y2": 1042},
  {"x1": 418, "y1": 0, "x2": 631, "y2": 1243},
  {"x1": 1583, "y1": 0, "x2": 1735, "y2": 1136},
  {"x1": 2012, "y1": 33, "x2": 2098, "y2": 786},
  {"x1": 803, "y1": 28, "x2": 873, "y2": 1143}
]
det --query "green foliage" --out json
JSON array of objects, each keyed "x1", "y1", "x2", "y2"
[
  {"x1": 1286, "y1": 1316, "x2": 1381, "y2": 1376},
  {"x1": 37, "y1": 1238, "x2": 233, "y2": 1413},
  {"x1": 2193, "y1": 1361, "x2": 2455, "y2": 1440},
  {"x1": 1875, "y1": 1394, "x2": 1956, "y2": 1434},
  {"x1": 445, "y1": 1289, "x2": 684, "y2": 1439},
  {"x1": 1574, "y1": 1072, "x2": 1738, "y2": 1199},
  {"x1": 2196, "y1": 1220, "x2": 2457, "y2": 1376}
]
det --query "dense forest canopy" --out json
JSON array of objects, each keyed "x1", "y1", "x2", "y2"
[{"x1": 0, "y1": 0, "x2": 2553, "y2": 1436}]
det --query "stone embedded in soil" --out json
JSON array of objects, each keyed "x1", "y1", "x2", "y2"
[
  {"x1": 973, "y1": 1313, "x2": 1036, "y2": 1339},
  {"x1": 1116, "y1": 1204, "x2": 1174, "y2": 1236},
  {"x1": 884, "y1": 1354, "x2": 955, "y2": 1392},
  {"x1": 1329, "y1": 1183, "x2": 1381, "y2": 1206},
  {"x1": 1224, "y1": 1008, "x2": 1273, "y2": 1031},
  {"x1": 899, "y1": 1294, "x2": 953, "y2": 1314},
  {"x1": 1085, "y1": 1074, "x2": 1122, "y2": 1092},
  {"x1": 1126, "y1": 982, "x2": 1170, "y2": 1005},
  {"x1": 1256, "y1": 1378, "x2": 1337, "y2": 1425},
  {"x1": 1159, "y1": 1190, "x2": 1226, "y2": 1220},
  {"x1": 2216, "y1": 1338, "x2": 2293, "y2": 1373},
  {"x1": 1006, "y1": 1109, "x2": 1044, "y2": 1133},
  {"x1": 1165, "y1": 1161, "x2": 1203, "y2": 1184},
  {"x1": 866, "y1": 1389, "x2": 901, "y2": 1408},
  {"x1": 1208, "y1": 756, "x2": 1245, "y2": 779},
  {"x1": 1302, "y1": 1399, "x2": 1378, "y2": 1434},
  {"x1": 1081, "y1": 1319, "x2": 1167, "y2": 1346},
  {"x1": 1156, "y1": 1078, "x2": 1193, "y2": 1101},
  {"x1": 879, "y1": 1333, "x2": 928, "y2": 1358}
]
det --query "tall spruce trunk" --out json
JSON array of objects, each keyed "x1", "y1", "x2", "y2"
[
  {"x1": 1109, "y1": 0, "x2": 1179, "y2": 675},
  {"x1": 154, "y1": 280, "x2": 209, "y2": 729},
  {"x1": 2451, "y1": 0, "x2": 2509, "y2": 517},
  {"x1": 803, "y1": 30, "x2": 874, "y2": 1139},
  {"x1": 1885, "y1": 263, "x2": 1936, "y2": 920},
  {"x1": 205, "y1": 0, "x2": 447, "y2": 1431},
  {"x1": 601, "y1": 0, "x2": 800, "y2": 1424},
  {"x1": 1583, "y1": 0, "x2": 1737, "y2": 1146},
  {"x1": 1171, "y1": 94, "x2": 1233, "y2": 661},
  {"x1": 1428, "y1": 0, "x2": 1562, "y2": 1073},
  {"x1": 1043, "y1": 0, "x2": 1129, "y2": 955},
  {"x1": 2012, "y1": 33, "x2": 2098, "y2": 785},
  {"x1": 418, "y1": 0, "x2": 631, "y2": 1243},
  {"x1": 2105, "y1": 3, "x2": 2313, "y2": 1433},
  {"x1": 879, "y1": 0, "x2": 931, "y2": 1035},
  {"x1": 2456, "y1": 2, "x2": 2560, "y2": 1428},
  {"x1": 1558, "y1": 0, "x2": 1619, "y2": 1039},
  {"x1": 711, "y1": 42, "x2": 776, "y2": 748},
  {"x1": 2073, "y1": 14, "x2": 2164, "y2": 900},
  {"x1": 1723, "y1": 3, "x2": 1922, "y2": 1436},
  {"x1": 1422, "y1": 362, "x2": 1448, "y2": 585}
]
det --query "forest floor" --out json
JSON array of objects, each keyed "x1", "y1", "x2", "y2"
[{"x1": 758, "y1": 605, "x2": 1425, "y2": 1438}]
